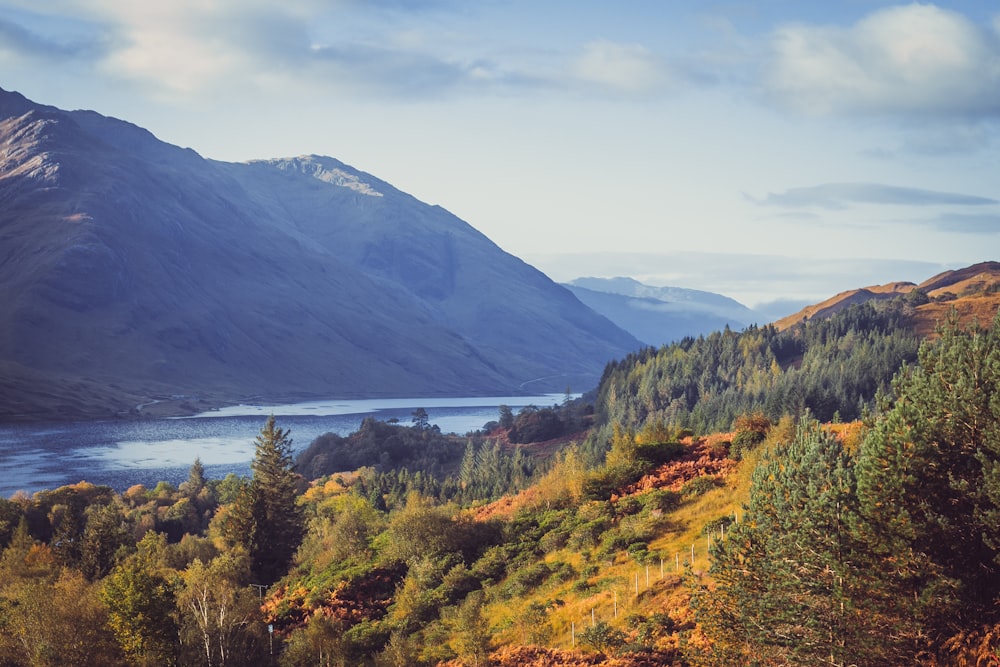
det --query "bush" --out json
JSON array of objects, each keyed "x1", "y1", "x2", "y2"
[
  {"x1": 730, "y1": 429, "x2": 765, "y2": 460},
  {"x1": 614, "y1": 495, "x2": 643, "y2": 517},
  {"x1": 549, "y1": 560, "x2": 577, "y2": 583},
  {"x1": 681, "y1": 475, "x2": 721, "y2": 498},
  {"x1": 539, "y1": 528, "x2": 570, "y2": 553},
  {"x1": 580, "y1": 621, "x2": 626, "y2": 654},
  {"x1": 504, "y1": 561, "x2": 552, "y2": 597},
  {"x1": 582, "y1": 464, "x2": 645, "y2": 501},
  {"x1": 567, "y1": 518, "x2": 611, "y2": 552},
  {"x1": 639, "y1": 489, "x2": 681, "y2": 514},
  {"x1": 635, "y1": 441, "x2": 686, "y2": 466}
]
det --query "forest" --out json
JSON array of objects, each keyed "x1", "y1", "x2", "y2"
[{"x1": 0, "y1": 300, "x2": 997, "y2": 666}]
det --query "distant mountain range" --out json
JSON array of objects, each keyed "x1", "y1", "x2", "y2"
[
  {"x1": 563, "y1": 277, "x2": 759, "y2": 347},
  {"x1": 565, "y1": 264, "x2": 1000, "y2": 350},
  {"x1": 0, "y1": 87, "x2": 641, "y2": 420}
]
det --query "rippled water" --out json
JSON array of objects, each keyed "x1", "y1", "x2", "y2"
[{"x1": 0, "y1": 394, "x2": 566, "y2": 498}]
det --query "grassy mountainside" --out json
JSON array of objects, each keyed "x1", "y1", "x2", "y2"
[
  {"x1": 0, "y1": 273, "x2": 998, "y2": 665},
  {"x1": 775, "y1": 260, "x2": 1000, "y2": 332}
]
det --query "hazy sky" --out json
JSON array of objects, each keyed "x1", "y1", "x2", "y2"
[{"x1": 2, "y1": 1, "x2": 998, "y2": 309}]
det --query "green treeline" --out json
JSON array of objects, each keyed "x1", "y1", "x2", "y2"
[
  {"x1": 296, "y1": 415, "x2": 465, "y2": 482},
  {"x1": 1, "y1": 294, "x2": 997, "y2": 666},
  {"x1": 0, "y1": 416, "x2": 305, "y2": 666},
  {"x1": 594, "y1": 299, "x2": 920, "y2": 436},
  {"x1": 693, "y1": 313, "x2": 1000, "y2": 665}
]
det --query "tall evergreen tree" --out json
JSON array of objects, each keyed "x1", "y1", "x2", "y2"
[
  {"x1": 693, "y1": 419, "x2": 884, "y2": 666},
  {"x1": 183, "y1": 457, "x2": 207, "y2": 497},
  {"x1": 226, "y1": 416, "x2": 305, "y2": 584},
  {"x1": 855, "y1": 312, "x2": 1000, "y2": 649}
]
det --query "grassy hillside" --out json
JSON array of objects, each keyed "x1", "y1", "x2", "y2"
[{"x1": 0, "y1": 267, "x2": 997, "y2": 666}]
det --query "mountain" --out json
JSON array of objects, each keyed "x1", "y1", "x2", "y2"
[
  {"x1": 0, "y1": 87, "x2": 641, "y2": 421},
  {"x1": 563, "y1": 277, "x2": 759, "y2": 347},
  {"x1": 774, "y1": 261, "x2": 1000, "y2": 334}
]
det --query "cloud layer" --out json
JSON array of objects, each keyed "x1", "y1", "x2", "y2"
[
  {"x1": 757, "y1": 183, "x2": 999, "y2": 210},
  {"x1": 3, "y1": 1, "x2": 1000, "y2": 117},
  {"x1": 765, "y1": 4, "x2": 1000, "y2": 117}
]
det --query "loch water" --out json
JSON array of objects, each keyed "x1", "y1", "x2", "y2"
[{"x1": 0, "y1": 394, "x2": 566, "y2": 498}]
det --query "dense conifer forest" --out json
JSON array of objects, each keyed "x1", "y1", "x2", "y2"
[{"x1": 0, "y1": 299, "x2": 998, "y2": 666}]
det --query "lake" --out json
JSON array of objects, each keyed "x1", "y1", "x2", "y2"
[{"x1": 0, "y1": 394, "x2": 568, "y2": 498}]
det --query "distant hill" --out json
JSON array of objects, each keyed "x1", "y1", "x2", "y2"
[
  {"x1": 588, "y1": 261, "x2": 1000, "y2": 436},
  {"x1": 0, "y1": 87, "x2": 641, "y2": 421},
  {"x1": 563, "y1": 277, "x2": 758, "y2": 347},
  {"x1": 775, "y1": 261, "x2": 1000, "y2": 334}
]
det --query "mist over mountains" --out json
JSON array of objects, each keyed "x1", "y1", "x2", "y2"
[
  {"x1": 0, "y1": 87, "x2": 641, "y2": 420},
  {"x1": 563, "y1": 277, "x2": 760, "y2": 347}
]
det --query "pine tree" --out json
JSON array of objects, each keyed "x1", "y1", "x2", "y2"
[
  {"x1": 855, "y1": 312, "x2": 1000, "y2": 648},
  {"x1": 183, "y1": 457, "x2": 207, "y2": 497},
  {"x1": 227, "y1": 416, "x2": 305, "y2": 584},
  {"x1": 693, "y1": 419, "x2": 882, "y2": 666}
]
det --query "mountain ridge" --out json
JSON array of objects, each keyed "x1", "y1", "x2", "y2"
[
  {"x1": 562, "y1": 276, "x2": 758, "y2": 347},
  {"x1": 774, "y1": 261, "x2": 1000, "y2": 333},
  {"x1": 0, "y1": 87, "x2": 640, "y2": 421}
]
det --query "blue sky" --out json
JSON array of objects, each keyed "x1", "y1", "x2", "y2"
[{"x1": 1, "y1": 1, "x2": 998, "y2": 310}]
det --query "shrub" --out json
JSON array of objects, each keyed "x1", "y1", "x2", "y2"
[
  {"x1": 504, "y1": 561, "x2": 552, "y2": 597},
  {"x1": 681, "y1": 475, "x2": 721, "y2": 498},
  {"x1": 730, "y1": 429, "x2": 765, "y2": 460},
  {"x1": 567, "y1": 518, "x2": 610, "y2": 552},
  {"x1": 635, "y1": 441, "x2": 686, "y2": 466},
  {"x1": 583, "y1": 464, "x2": 645, "y2": 501},
  {"x1": 614, "y1": 496, "x2": 643, "y2": 517},
  {"x1": 580, "y1": 621, "x2": 626, "y2": 654},
  {"x1": 539, "y1": 528, "x2": 570, "y2": 553},
  {"x1": 639, "y1": 489, "x2": 681, "y2": 514}
]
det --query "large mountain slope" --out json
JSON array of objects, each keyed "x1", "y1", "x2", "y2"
[
  {"x1": 563, "y1": 277, "x2": 758, "y2": 347},
  {"x1": 0, "y1": 88, "x2": 640, "y2": 420},
  {"x1": 774, "y1": 261, "x2": 1000, "y2": 334}
]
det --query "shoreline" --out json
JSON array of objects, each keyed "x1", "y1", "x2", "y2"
[{"x1": 1, "y1": 388, "x2": 557, "y2": 425}]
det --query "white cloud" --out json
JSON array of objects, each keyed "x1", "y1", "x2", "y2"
[
  {"x1": 756, "y1": 182, "x2": 999, "y2": 209},
  {"x1": 94, "y1": 1, "x2": 315, "y2": 96},
  {"x1": 572, "y1": 39, "x2": 671, "y2": 95},
  {"x1": 765, "y1": 3, "x2": 1000, "y2": 117}
]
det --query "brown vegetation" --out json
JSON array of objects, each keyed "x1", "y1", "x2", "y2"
[
  {"x1": 439, "y1": 645, "x2": 683, "y2": 666},
  {"x1": 774, "y1": 261, "x2": 1000, "y2": 333},
  {"x1": 617, "y1": 436, "x2": 738, "y2": 498}
]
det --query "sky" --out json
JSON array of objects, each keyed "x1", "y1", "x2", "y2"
[{"x1": 1, "y1": 1, "x2": 998, "y2": 312}]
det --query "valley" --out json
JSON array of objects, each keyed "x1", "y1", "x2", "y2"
[{"x1": 2, "y1": 86, "x2": 999, "y2": 667}]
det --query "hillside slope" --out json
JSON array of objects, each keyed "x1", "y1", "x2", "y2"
[
  {"x1": 0, "y1": 88, "x2": 640, "y2": 420},
  {"x1": 774, "y1": 261, "x2": 1000, "y2": 333}
]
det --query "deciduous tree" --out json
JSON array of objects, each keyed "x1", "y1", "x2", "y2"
[{"x1": 101, "y1": 532, "x2": 177, "y2": 666}]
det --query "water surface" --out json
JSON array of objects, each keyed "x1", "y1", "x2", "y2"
[{"x1": 0, "y1": 394, "x2": 566, "y2": 498}]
